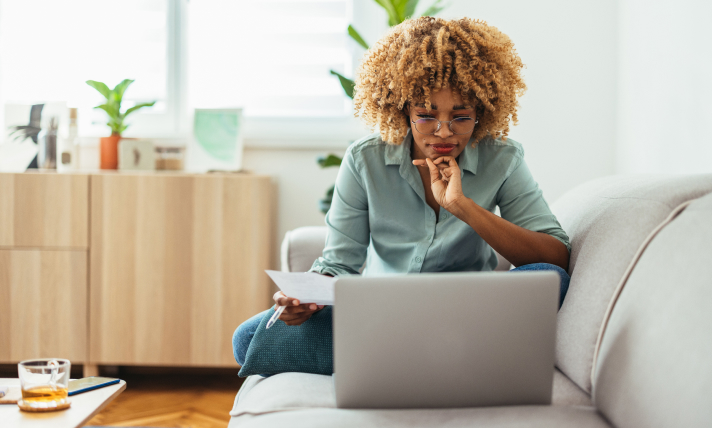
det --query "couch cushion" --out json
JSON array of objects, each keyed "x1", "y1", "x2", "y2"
[
  {"x1": 230, "y1": 369, "x2": 592, "y2": 423},
  {"x1": 550, "y1": 174, "x2": 712, "y2": 392},
  {"x1": 230, "y1": 373, "x2": 336, "y2": 417},
  {"x1": 230, "y1": 406, "x2": 608, "y2": 428},
  {"x1": 552, "y1": 369, "x2": 592, "y2": 407},
  {"x1": 592, "y1": 192, "x2": 712, "y2": 428}
]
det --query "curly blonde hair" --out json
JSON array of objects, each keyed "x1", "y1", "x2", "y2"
[{"x1": 354, "y1": 16, "x2": 526, "y2": 145}]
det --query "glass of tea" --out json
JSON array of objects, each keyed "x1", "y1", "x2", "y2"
[{"x1": 17, "y1": 359, "x2": 71, "y2": 412}]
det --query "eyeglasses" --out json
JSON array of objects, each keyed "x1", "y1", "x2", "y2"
[{"x1": 411, "y1": 117, "x2": 477, "y2": 135}]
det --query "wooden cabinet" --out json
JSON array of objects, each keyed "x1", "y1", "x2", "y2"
[
  {"x1": 0, "y1": 172, "x2": 89, "y2": 364},
  {"x1": 89, "y1": 174, "x2": 274, "y2": 366},
  {"x1": 0, "y1": 171, "x2": 275, "y2": 369},
  {"x1": 0, "y1": 249, "x2": 88, "y2": 362},
  {"x1": 0, "y1": 173, "x2": 88, "y2": 249}
]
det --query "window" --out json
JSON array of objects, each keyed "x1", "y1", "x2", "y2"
[
  {"x1": 0, "y1": 0, "x2": 182, "y2": 138},
  {"x1": 189, "y1": 0, "x2": 366, "y2": 144},
  {"x1": 0, "y1": 0, "x2": 365, "y2": 144}
]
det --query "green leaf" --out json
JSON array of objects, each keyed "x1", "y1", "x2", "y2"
[
  {"x1": 86, "y1": 80, "x2": 112, "y2": 99},
  {"x1": 421, "y1": 0, "x2": 447, "y2": 17},
  {"x1": 330, "y1": 70, "x2": 355, "y2": 99},
  {"x1": 317, "y1": 154, "x2": 343, "y2": 168},
  {"x1": 348, "y1": 25, "x2": 369, "y2": 50},
  {"x1": 113, "y1": 79, "x2": 134, "y2": 101},
  {"x1": 404, "y1": 0, "x2": 419, "y2": 18},
  {"x1": 391, "y1": 0, "x2": 410, "y2": 22},
  {"x1": 123, "y1": 101, "x2": 156, "y2": 118},
  {"x1": 373, "y1": 0, "x2": 400, "y2": 26},
  {"x1": 94, "y1": 103, "x2": 120, "y2": 119}
]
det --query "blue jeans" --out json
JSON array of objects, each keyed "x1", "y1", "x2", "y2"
[
  {"x1": 233, "y1": 309, "x2": 271, "y2": 366},
  {"x1": 232, "y1": 263, "x2": 570, "y2": 366},
  {"x1": 510, "y1": 262, "x2": 570, "y2": 309}
]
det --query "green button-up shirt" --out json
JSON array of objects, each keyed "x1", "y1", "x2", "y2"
[{"x1": 310, "y1": 131, "x2": 570, "y2": 276}]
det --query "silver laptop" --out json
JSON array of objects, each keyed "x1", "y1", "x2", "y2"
[{"x1": 333, "y1": 271, "x2": 559, "y2": 409}]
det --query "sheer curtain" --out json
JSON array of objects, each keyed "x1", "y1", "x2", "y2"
[
  {"x1": 0, "y1": 0, "x2": 173, "y2": 138},
  {"x1": 188, "y1": 0, "x2": 353, "y2": 118},
  {"x1": 0, "y1": 0, "x2": 363, "y2": 144}
]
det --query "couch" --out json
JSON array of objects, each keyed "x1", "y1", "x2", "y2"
[{"x1": 228, "y1": 174, "x2": 712, "y2": 427}]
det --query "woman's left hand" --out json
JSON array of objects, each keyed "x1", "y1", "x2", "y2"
[{"x1": 413, "y1": 156, "x2": 466, "y2": 211}]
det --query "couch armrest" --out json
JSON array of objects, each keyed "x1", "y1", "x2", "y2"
[{"x1": 280, "y1": 226, "x2": 328, "y2": 272}]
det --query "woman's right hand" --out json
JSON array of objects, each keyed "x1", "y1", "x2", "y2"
[{"x1": 273, "y1": 291, "x2": 324, "y2": 326}]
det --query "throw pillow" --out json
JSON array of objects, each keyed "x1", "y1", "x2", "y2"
[{"x1": 238, "y1": 306, "x2": 333, "y2": 377}]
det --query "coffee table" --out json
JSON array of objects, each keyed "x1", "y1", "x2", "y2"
[{"x1": 0, "y1": 378, "x2": 126, "y2": 428}]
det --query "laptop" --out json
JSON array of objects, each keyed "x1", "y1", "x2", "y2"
[{"x1": 333, "y1": 271, "x2": 559, "y2": 409}]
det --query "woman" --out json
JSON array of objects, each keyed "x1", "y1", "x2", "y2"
[{"x1": 234, "y1": 17, "x2": 570, "y2": 364}]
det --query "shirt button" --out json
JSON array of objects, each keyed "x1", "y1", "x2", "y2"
[{"x1": 415, "y1": 256, "x2": 422, "y2": 263}]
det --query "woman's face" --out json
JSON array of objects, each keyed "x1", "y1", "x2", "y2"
[{"x1": 407, "y1": 88, "x2": 476, "y2": 161}]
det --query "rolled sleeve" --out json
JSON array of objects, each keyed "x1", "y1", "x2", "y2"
[
  {"x1": 309, "y1": 146, "x2": 370, "y2": 276},
  {"x1": 496, "y1": 157, "x2": 571, "y2": 253}
]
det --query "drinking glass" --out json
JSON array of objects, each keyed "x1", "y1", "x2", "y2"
[{"x1": 17, "y1": 359, "x2": 71, "y2": 412}]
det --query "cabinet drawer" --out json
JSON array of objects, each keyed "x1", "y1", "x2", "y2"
[
  {"x1": 90, "y1": 174, "x2": 275, "y2": 366},
  {"x1": 0, "y1": 173, "x2": 89, "y2": 249},
  {"x1": 0, "y1": 249, "x2": 88, "y2": 363}
]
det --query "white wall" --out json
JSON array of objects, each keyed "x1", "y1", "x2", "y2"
[
  {"x1": 243, "y1": 147, "x2": 344, "y2": 268},
  {"x1": 442, "y1": 0, "x2": 619, "y2": 201},
  {"x1": 243, "y1": 0, "x2": 620, "y2": 263},
  {"x1": 617, "y1": 0, "x2": 712, "y2": 174}
]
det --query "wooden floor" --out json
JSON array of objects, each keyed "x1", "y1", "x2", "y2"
[{"x1": 85, "y1": 367, "x2": 244, "y2": 428}]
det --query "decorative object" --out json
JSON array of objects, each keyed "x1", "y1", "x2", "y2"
[
  {"x1": 0, "y1": 104, "x2": 38, "y2": 172},
  {"x1": 155, "y1": 145, "x2": 185, "y2": 170},
  {"x1": 187, "y1": 108, "x2": 243, "y2": 172},
  {"x1": 8, "y1": 104, "x2": 43, "y2": 143},
  {"x1": 57, "y1": 108, "x2": 79, "y2": 172},
  {"x1": 118, "y1": 139, "x2": 155, "y2": 171},
  {"x1": 86, "y1": 79, "x2": 155, "y2": 169},
  {"x1": 6, "y1": 104, "x2": 43, "y2": 169},
  {"x1": 0, "y1": 139, "x2": 38, "y2": 173},
  {"x1": 37, "y1": 116, "x2": 59, "y2": 170}
]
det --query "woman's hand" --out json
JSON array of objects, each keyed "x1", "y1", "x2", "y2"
[
  {"x1": 413, "y1": 156, "x2": 466, "y2": 211},
  {"x1": 273, "y1": 291, "x2": 324, "y2": 326}
]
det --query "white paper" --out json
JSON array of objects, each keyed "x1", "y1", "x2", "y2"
[{"x1": 265, "y1": 270, "x2": 336, "y2": 305}]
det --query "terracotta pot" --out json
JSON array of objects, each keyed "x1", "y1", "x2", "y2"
[{"x1": 100, "y1": 134, "x2": 121, "y2": 169}]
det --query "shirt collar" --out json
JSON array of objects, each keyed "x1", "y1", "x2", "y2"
[
  {"x1": 384, "y1": 130, "x2": 411, "y2": 166},
  {"x1": 458, "y1": 135, "x2": 479, "y2": 175},
  {"x1": 384, "y1": 130, "x2": 479, "y2": 175}
]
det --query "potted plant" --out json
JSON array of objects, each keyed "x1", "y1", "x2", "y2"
[{"x1": 86, "y1": 79, "x2": 155, "y2": 169}]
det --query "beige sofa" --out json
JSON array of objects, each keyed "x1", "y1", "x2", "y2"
[{"x1": 229, "y1": 174, "x2": 712, "y2": 427}]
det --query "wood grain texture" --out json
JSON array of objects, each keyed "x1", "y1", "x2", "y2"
[
  {"x1": 86, "y1": 371, "x2": 242, "y2": 428},
  {"x1": 90, "y1": 174, "x2": 275, "y2": 366},
  {"x1": 0, "y1": 249, "x2": 88, "y2": 363},
  {"x1": 0, "y1": 172, "x2": 89, "y2": 249}
]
